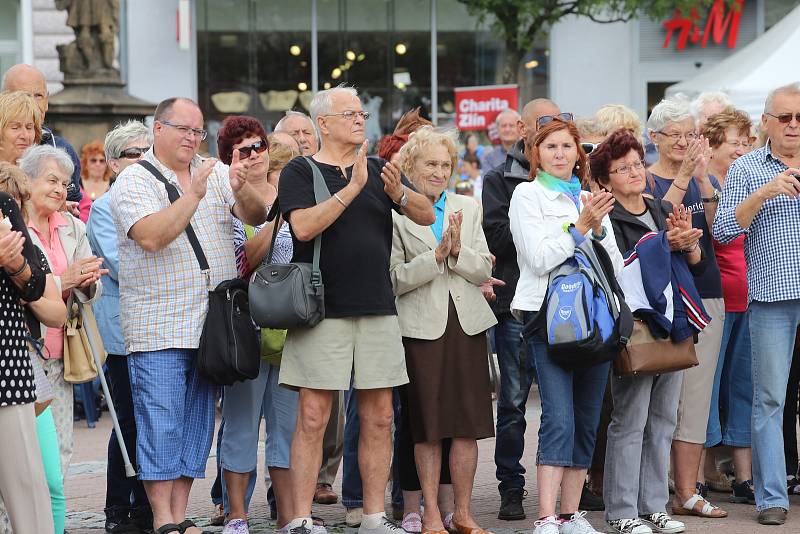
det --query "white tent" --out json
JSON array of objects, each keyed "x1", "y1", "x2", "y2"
[{"x1": 666, "y1": 5, "x2": 800, "y2": 119}]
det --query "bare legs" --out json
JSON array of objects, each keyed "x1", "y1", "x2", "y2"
[{"x1": 536, "y1": 466, "x2": 586, "y2": 518}]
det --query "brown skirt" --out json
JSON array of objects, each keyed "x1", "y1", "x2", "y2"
[{"x1": 402, "y1": 298, "x2": 495, "y2": 444}]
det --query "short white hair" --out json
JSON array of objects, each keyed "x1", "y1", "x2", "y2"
[
  {"x1": 19, "y1": 145, "x2": 74, "y2": 180},
  {"x1": 647, "y1": 96, "x2": 695, "y2": 133},
  {"x1": 495, "y1": 108, "x2": 520, "y2": 125},
  {"x1": 764, "y1": 82, "x2": 800, "y2": 114},
  {"x1": 690, "y1": 91, "x2": 732, "y2": 120},
  {"x1": 308, "y1": 84, "x2": 359, "y2": 124},
  {"x1": 104, "y1": 120, "x2": 152, "y2": 161},
  {"x1": 275, "y1": 110, "x2": 314, "y2": 132}
]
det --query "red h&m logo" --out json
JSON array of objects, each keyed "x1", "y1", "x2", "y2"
[{"x1": 662, "y1": 0, "x2": 744, "y2": 51}]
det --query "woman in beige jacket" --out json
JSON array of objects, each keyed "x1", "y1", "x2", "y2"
[{"x1": 391, "y1": 127, "x2": 496, "y2": 534}]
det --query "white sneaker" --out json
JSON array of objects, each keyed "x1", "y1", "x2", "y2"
[
  {"x1": 346, "y1": 508, "x2": 364, "y2": 528},
  {"x1": 311, "y1": 525, "x2": 328, "y2": 534},
  {"x1": 533, "y1": 516, "x2": 560, "y2": 534},
  {"x1": 560, "y1": 511, "x2": 602, "y2": 534},
  {"x1": 222, "y1": 518, "x2": 250, "y2": 534},
  {"x1": 607, "y1": 518, "x2": 653, "y2": 534},
  {"x1": 639, "y1": 513, "x2": 685, "y2": 534}
]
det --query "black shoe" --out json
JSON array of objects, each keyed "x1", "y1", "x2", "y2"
[
  {"x1": 105, "y1": 516, "x2": 139, "y2": 534},
  {"x1": 729, "y1": 479, "x2": 756, "y2": 504},
  {"x1": 788, "y1": 476, "x2": 800, "y2": 495},
  {"x1": 579, "y1": 483, "x2": 605, "y2": 511},
  {"x1": 270, "y1": 502, "x2": 278, "y2": 520},
  {"x1": 497, "y1": 487, "x2": 526, "y2": 520},
  {"x1": 758, "y1": 507, "x2": 787, "y2": 525},
  {"x1": 130, "y1": 506, "x2": 154, "y2": 534},
  {"x1": 696, "y1": 481, "x2": 709, "y2": 498}
]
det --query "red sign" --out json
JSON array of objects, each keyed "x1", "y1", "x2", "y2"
[
  {"x1": 454, "y1": 85, "x2": 519, "y2": 132},
  {"x1": 663, "y1": 0, "x2": 744, "y2": 51}
]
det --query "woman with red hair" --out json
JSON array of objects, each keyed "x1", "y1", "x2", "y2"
[
  {"x1": 77, "y1": 140, "x2": 112, "y2": 222},
  {"x1": 509, "y1": 119, "x2": 623, "y2": 534}
]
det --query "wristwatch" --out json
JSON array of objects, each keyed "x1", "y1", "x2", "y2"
[
  {"x1": 395, "y1": 187, "x2": 409, "y2": 208},
  {"x1": 701, "y1": 189, "x2": 721, "y2": 203}
]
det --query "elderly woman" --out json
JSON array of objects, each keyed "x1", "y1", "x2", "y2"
[
  {"x1": 214, "y1": 115, "x2": 299, "y2": 534},
  {"x1": 645, "y1": 97, "x2": 727, "y2": 518},
  {"x1": 390, "y1": 126, "x2": 496, "y2": 534},
  {"x1": 18, "y1": 145, "x2": 105, "y2": 480},
  {"x1": 86, "y1": 120, "x2": 154, "y2": 532},
  {"x1": 509, "y1": 118, "x2": 623, "y2": 534},
  {"x1": 0, "y1": 90, "x2": 41, "y2": 165},
  {"x1": 77, "y1": 139, "x2": 113, "y2": 222},
  {"x1": 698, "y1": 108, "x2": 756, "y2": 505},
  {"x1": 589, "y1": 129, "x2": 706, "y2": 534}
]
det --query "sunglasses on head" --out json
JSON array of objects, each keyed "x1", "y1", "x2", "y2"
[
  {"x1": 536, "y1": 112, "x2": 575, "y2": 129},
  {"x1": 236, "y1": 139, "x2": 269, "y2": 159},
  {"x1": 766, "y1": 112, "x2": 800, "y2": 124},
  {"x1": 118, "y1": 146, "x2": 150, "y2": 159}
]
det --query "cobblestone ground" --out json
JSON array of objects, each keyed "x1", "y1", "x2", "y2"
[{"x1": 66, "y1": 393, "x2": 800, "y2": 533}]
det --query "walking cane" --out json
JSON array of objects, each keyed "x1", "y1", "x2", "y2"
[{"x1": 78, "y1": 300, "x2": 137, "y2": 478}]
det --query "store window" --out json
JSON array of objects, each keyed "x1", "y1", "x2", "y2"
[{"x1": 0, "y1": 0, "x2": 20, "y2": 76}]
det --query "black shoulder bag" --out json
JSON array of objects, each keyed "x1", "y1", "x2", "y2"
[
  {"x1": 249, "y1": 156, "x2": 329, "y2": 329},
  {"x1": 138, "y1": 160, "x2": 260, "y2": 385}
]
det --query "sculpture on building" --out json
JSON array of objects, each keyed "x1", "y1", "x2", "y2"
[{"x1": 55, "y1": 0, "x2": 120, "y2": 82}]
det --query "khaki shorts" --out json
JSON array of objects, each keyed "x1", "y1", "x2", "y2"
[
  {"x1": 674, "y1": 298, "x2": 726, "y2": 444},
  {"x1": 279, "y1": 314, "x2": 409, "y2": 391}
]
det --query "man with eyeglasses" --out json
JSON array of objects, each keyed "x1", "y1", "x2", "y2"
[
  {"x1": 277, "y1": 86, "x2": 434, "y2": 534},
  {"x1": 86, "y1": 120, "x2": 154, "y2": 534},
  {"x1": 110, "y1": 97, "x2": 266, "y2": 534},
  {"x1": 713, "y1": 81, "x2": 800, "y2": 527},
  {"x1": 2, "y1": 63, "x2": 83, "y2": 205}
]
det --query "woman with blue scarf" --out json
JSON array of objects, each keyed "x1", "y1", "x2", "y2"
[{"x1": 509, "y1": 119, "x2": 623, "y2": 534}]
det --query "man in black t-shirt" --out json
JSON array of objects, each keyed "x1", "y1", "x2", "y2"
[{"x1": 278, "y1": 86, "x2": 434, "y2": 534}]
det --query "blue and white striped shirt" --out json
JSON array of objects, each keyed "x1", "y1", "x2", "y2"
[{"x1": 712, "y1": 143, "x2": 800, "y2": 303}]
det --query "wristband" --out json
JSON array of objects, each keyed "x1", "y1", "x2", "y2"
[
  {"x1": 333, "y1": 193, "x2": 348, "y2": 208},
  {"x1": 681, "y1": 242, "x2": 699, "y2": 254},
  {"x1": 591, "y1": 227, "x2": 607, "y2": 241},
  {"x1": 5, "y1": 257, "x2": 27, "y2": 277},
  {"x1": 672, "y1": 181, "x2": 688, "y2": 192}
]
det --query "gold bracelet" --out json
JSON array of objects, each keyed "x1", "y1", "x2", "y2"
[{"x1": 333, "y1": 193, "x2": 348, "y2": 208}]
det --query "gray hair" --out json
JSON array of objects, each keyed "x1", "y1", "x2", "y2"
[
  {"x1": 690, "y1": 91, "x2": 732, "y2": 120},
  {"x1": 19, "y1": 145, "x2": 74, "y2": 180},
  {"x1": 308, "y1": 84, "x2": 359, "y2": 124},
  {"x1": 647, "y1": 96, "x2": 695, "y2": 133},
  {"x1": 495, "y1": 108, "x2": 520, "y2": 125},
  {"x1": 104, "y1": 120, "x2": 153, "y2": 161},
  {"x1": 764, "y1": 82, "x2": 800, "y2": 114},
  {"x1": 275, "y1": 110, "x2": 314, "y2": 132}
]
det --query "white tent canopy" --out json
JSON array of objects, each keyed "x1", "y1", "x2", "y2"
[{"x1": 667, "y1": 5, "x2": 800, "y2": 119}]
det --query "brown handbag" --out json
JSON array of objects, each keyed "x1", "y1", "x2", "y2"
[
  {"x1": 613, "y1": 319, "x2": 699, "y2": 377},
  {"x1": 63, "y1": 297, "x2": 107, "y2": 384}
]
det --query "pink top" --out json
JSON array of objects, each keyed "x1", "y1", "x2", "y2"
[
  {"x1": 713, "y1": 235, "x2": 748, "y2": 313},
  {"x1": 28, "y1": 211, "x2": 70, "y2": 359},
  {"x1": 78, "y1": 187, "x2": 93, "y2": 223}
]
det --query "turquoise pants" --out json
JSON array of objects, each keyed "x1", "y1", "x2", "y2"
[{"x1": 36, "y1": 407, "x2": 65, "y2": 534}]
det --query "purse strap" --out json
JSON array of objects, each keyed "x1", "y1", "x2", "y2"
[
  {"x1": 137, "y1": 160, "x2": 211, "y2": 287},
  {"x1": 264, "y1": 156, "x2": 330, "y2": 286}
]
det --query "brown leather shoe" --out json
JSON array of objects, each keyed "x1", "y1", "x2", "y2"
[{"x1": 314, "y1": 483, "x2": 339, "y2": 504}]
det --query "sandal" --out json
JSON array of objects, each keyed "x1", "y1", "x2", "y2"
[
  {"x1": 452, "y1": 520, "x2": 494, "y2": 534},
  {"x1": 671, "y1": 494, "x2": 728, "y2": 518},
  {"x1": 177, "y1": 519, "x2": 211, "y2": 533},
  {"x1": 156, "y1": 525, "x2": 182, "y2": 534}
]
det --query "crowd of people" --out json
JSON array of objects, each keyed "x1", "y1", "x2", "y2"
[{"x1": 0, "y1": 59, "x2": 800, "y2": 534}]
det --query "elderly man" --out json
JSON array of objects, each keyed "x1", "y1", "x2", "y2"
[
  {"x1": 2, "y1": 63, "x2": 82, "y2": 202},
  {"x1": 482, "y1": 109, "x2": 522, "y2": 170},
  {"x1": 691, "y1": 91, "x2": 732, "y2": 127},
  {"x1": 481, "y1": 98, "x2": 579, "y2": 521},
  {"x1": 713, "y1": 82, "x2": 800, "y2": 526},
  {"x1": 110, "y1": 97, "x2": 266, "y2": 534},
  {"x1": 276, "y1": 110, "x2": 319, "y2": 156},
  {"x1": 278, "y1": 86, "x2": 433, "y2": 534},
  {"x1": 87, "y1": 120, "x2": 153, "y2": 533}
]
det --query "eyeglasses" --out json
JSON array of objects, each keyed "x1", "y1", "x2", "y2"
[
  {"x1": 765, "y1": 112, "x2": 800, "y2": 124},
  {"x1": 235, "y1": 140, "x2": 269, "y2": 159},
  {"x1": 581, "y1": 142, "x2": 599, "y2": 154},
  {"x1": 609, "y1": 160, "x2": 645, "y2": 175},
  {"x1": 322, "y1": 110, "x2": 371, "y2": 121},
  {"x1": 656, "y1": 130, "x2": 698, "y2": 142},
  {"x1": 159, "y1": 120, "x2": 208, "y2": 140},
  {"x1": 118, "y1": 146, "x2": 151, "y2": 159},
  {"x1": 536, "y1": 113, "x2": 574, "y2": 129},
  {"x1": 89, "y1": 157, "x2": 106, "y2": 164},
  {"x1": 722, "y1": 139, "x2": 752, "y2": 149}
]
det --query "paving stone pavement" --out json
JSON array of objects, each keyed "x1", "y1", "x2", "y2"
[{"x1": 65, "y1": 394, "x2": 800, "y2": 533}]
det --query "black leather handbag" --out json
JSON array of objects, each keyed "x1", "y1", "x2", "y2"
[
  {"x1": 139, "y1": 161, "x2": 260, "y2": 385},
  {"x1": 249, "y1": 156, "x2": 328, "y2": 329}
]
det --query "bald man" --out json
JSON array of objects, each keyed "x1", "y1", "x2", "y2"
[
  {"x1": 481, "y1": 98, "x2": 568, "y2": 521},
  {"x1": 482, "y1": 108, "x2": 522, "y2": 170},
  {"x1": 2, "y1": 63, "x2": 83, "y2": 202}
]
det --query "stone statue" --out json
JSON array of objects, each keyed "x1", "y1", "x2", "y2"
[{"x1": 55, "y1": 0, "x2": 120, "y2": 83}]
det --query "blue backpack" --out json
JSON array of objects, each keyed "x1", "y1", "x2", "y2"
[{"x1": 525, "y1": 226, "x2": 632, "y2": 369}]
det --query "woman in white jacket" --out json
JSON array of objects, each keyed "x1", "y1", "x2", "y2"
[{"x1": 509, "y1": 118, "x2": 623, "y2": 534}]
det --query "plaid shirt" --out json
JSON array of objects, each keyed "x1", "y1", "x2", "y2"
[
  {"x1": 713, "y1": 143, "x2": 800, "y2": 304},
  {"x1": 110, "y1": 149, "x2": 237, "y2": 353}
]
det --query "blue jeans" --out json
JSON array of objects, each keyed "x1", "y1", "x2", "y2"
[
  {"x1": 706, "y1": 312, "x2": 753, "y2": 447},
  {"x1": 494, "y1": 315, "x2": 535, "y2": 492},
  {"x1": 748, "y1": 300, "x2": 800, "y2": 511},
  {"x1": 342, "y1": 386, "x2": 363, "y2": 508},
  {"x1": 530, "y1": 335, "x2": 609, "y2": 468}
]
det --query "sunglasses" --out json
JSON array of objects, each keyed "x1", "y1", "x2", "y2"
[
  {"x1": 89, "y1": 157, "x2": 106, "y2": 164},
  {"x1": 236, "y1": 140, "x2": 269, "y2": 159},
  {"x1": 766, "y1": 112, "x2": 800, "y2": 124},
  {"x1": 581, "y1": 142, "x2": 599, "y2": 154},
  {"x1": 536, "y1": 112, "x2": 574, "y2": 129},
  {"x1": 118, "y1": 146, "x2": 150, "y2": 159}
]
